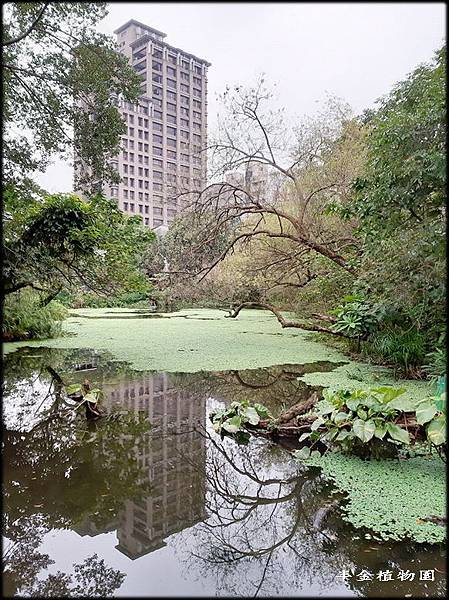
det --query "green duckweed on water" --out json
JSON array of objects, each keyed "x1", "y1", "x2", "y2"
[
  {"x1": 300, "y1": 452, "x2": 446, "y2": 544},
  {"x1": 1, "y1": 309, "x2": 434, "y2": 405}
]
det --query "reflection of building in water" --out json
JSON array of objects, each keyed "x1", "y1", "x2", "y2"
[{"x1": 103, "y1": 373, "x2": 206, "y2": 559}]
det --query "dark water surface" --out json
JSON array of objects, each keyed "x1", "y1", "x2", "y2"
[{"x1": 2, "y1": 348, "x2": 446, "y2": 597}]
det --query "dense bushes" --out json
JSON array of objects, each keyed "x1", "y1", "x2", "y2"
[{"x1": 3, "y1": 290, "x2": 68, "y2": 341}]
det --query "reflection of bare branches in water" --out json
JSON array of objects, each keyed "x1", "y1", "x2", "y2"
[{"x1": 174, "y1": 426, "x2": 345, "y2": 597}]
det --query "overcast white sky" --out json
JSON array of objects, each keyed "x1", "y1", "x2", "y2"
[{"x1": 35, "y1": 1, "x2": 446, "y2": 192}]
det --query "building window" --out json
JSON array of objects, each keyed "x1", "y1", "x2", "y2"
[
  {"x1": 153, "y1": 146, "x2": 162, "y2": 156},
  {"x1": 129, "y1": 152, "x2": 134, "y2": 161},
  {"x1": 153, "y1": 49, "x2": 162, "y2": 59},
  {"x1": 153, "y1": 170, "x2": 163, "y2": 180},
  {"x1": 181, "y1": 118, "x2": 189, "y2": 128},
  {"x1": 167, "y1": 162, "x2": 176, "y2": 171},
  {"x1": 130, "y1": 190, "x2": 135, "y2": 199},
  {"x1": 143, "y1": 156, "x2": 149, "y2": 165},
  {"x1": 152, "y1": 97, "x2": 162, "y2": 108},
  {"x1": 152, "y1": 134, "x2": 162, "y2": 144},
  {"x1": 144, "y1": 168, "x2": 149, "y2": 177},
  {"x1": 180, "y1": 83, "x2": 189, "y2": 93},
  {"x1": 193, "y1": 76, "x2": 202, "y2": 86},
  {"x1": 153, "y1": 158, "x2": 163, "y2": 167},
  {"x1": 123, "y1": 164, "x2": 128, "y2": 173},
  {"x1": 153, "y1": 182, "x2": 163, "y2": 191},
  {"x1": 129, "y1": 140, "x2": 134, "y2": 149},
  {"x1": 180, "y1": 71, "x2": 190, "y2": 82},
  {"x1": 123, "y1": 202, "x2": 128, "y2": 210},
  {"x1": 181, "y1": 95, "x2": 189, "y2": 106},
  {"x1": 193, "y1": 110, "x2": 201, "y2": 120},
  {"x1": 152, "y1": 73, "x2": 162, "y2": 84},
  {"x1": 193, "y1": 88, "x2": 201, "y2": 97},
  {"x1": 181, "y1": 153, "x2": 189, "y2": 163},
  {"x1": 123, "y1": 151, "x2": 128, "y2": 160},
  {"x1": 167, "y1": 150, "x2": 177, "y2": 159},
  {"x1": 128, "y1": 127, "x2": 134, "y2": 136},
  {"x1": 180, "y1": 107, "x2": 189, "y2": 116},
  {"x1": 193, "y1": 100, "x2": 202, "y2": 109},
  {"x1": 144, "y1": 194, "x2": 149, "y2": 202},
  {"x1": 145, "y1": 205, "x2": 149, "y2": 214},
  {"x1": 130, "y1": 203, "x2": 135, "y2": 212},
  {"x1": 180, "y1": 130, "x2": 189, "y2": 140},
  {"x1": 123, "y1": 177, "x2": 129, "y2": 186},
  {"x1": 181, "y1": 60, "x2": 189, "y2": 70},
  {"x1": 122, "y1": 138, "x2": 128, "y2": 148},
  {"x1": 129, "y1": 165, "x2": 135, "y2": 174},
  {"x1": 138, "y1": 142, "x2": 143, "y2": 151},
  {"x1": 138, "y1": 129, "x2": 143, "y2": 139},
  {"x1": 123, "y1": 190, "x2": 128, "y2": 198},
  {"x1": 167, "y1": 114, "x2": 176, "y2": 124},
  {"x1": 193, "y1": 122, "x2": 201, "y2": 130},
  {"x1": 167, "y1": 78, "x2": 176, "y2": 89},
  {"x1": 167, "y1": 126, "x2": 177, "y2": 136},
  {"x1": 167, "y1": 138, "x2": 176, "y2": 147},
  {"x1": 138, "y1": 154, "x2": 143, "y2": 163},
  {"x1": 194, "y1": 65, "x2": 202, "y2": 74},
  {"x1": 139, "y1": 204, "x2": 143, "y2": 213},
  {"x1": 153, "y1": 122, "x2": 163, "y2": 132},
  {"x1": 152, "y1": 86, "x2": 162, "y2": 96},
  {"x1": 138, "y1": 167, "x2": 143, "y2": 175},
  {"x1": 153, "y1": 207, "x2": 163, "y2": 216},
  {"x1": 145, "y1": 217, "x2": 149, "y2": 225},
  {"x1": 167, "y1": 90, "x2": 177, "y2": 101},
  {"x1": 129, "y1": 178, "x2": 134, "y2": 186},
  {"x1": 152, "y1": 60, "x2": 162, "y2": 71},
  {"x1": 166, "y1": 102, "x2": 176, "y2": 113},
  {"x1": 153, "y1": 218, "x2": 164, "y2": 227},
  {"x1": 167, "y1": 54, "x2": 177, "y2": 65}
]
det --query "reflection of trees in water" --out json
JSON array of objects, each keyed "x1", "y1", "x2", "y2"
[
  {"x1": 3, "y1": 515, "x2": 125, "y2": 598},
  {"x1": 173, "y1": 428, "x2": 446, "y2": 598},
  {"x1": 173, "y1": 428, "x2": 345, "y2": 597}
]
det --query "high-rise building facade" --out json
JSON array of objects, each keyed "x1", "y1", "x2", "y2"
[{"x1": 100, "y1": 20, "x2": 210, "y2": 230}]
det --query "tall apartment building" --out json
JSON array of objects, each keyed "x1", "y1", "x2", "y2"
[{"x1": 93, "y1": 20, "x2": 210, "y2": 230}]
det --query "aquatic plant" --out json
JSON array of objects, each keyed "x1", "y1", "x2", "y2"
[{"x1": 293, "y1": 452, "x2": 446, "y2": 544}]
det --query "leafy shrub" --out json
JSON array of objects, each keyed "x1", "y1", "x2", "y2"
[
  {"x1": 330, "y1": 295, "x2": 381, "y2": 339},
  {"x1": 210, "y1": 400, "x2": 273, "y2": 444},
  {"x1": 296, "y1": 387, "x2": 446, "y2": 459},
  {"x1": 3, "y1": 289, "x2": 68, "y2": 341},
  {"x1": 366, "y1": 327, "x2": 427, "y2": 377}
]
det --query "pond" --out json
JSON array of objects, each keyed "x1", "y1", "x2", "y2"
[{"x1": 3, "y1": 346, "x2": 445, "y2": 598}]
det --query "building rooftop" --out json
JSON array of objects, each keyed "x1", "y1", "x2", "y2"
[
  {"x1": 114, "y1": 19, "x2": 167, "y2": 39},
  {"x1": 130, "y1": 33, "x2": 211, "y2": 66}
]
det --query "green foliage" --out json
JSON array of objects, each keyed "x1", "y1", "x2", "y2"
[
  {"x1": 293, "y1": 452, "x2": 446, "y2": 544},
  {"x1": 3, "y1": 289, "x2": 68, "y2": 341},
  {"x1": 210, "y1": 400, "x2": 273, "y2": 443},
  {"x1": 4, "y1": 188, "x2": 154, "y2": 313},
  {"x1": 299, "y1": 387, "x2": 446, "y2": 453},
  {"x1": 349, "y1": 47, "x2": 446, "y2": 362},
  {"x1": 2, "y1": 2, "x2": 141, "y2": 187},
  {"x1": 365, "y1": 327, "x2": 427, "y2": 377},
  {"x1": 423, "y1": 342, "x2": 446, "y2": 383},
  {"x1": 330, "y1": 295, "x2": 381, "y2": 339}
]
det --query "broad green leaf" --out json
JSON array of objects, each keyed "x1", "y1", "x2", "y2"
[
  {"x1": 371, "y1": 386, "x2": 406, "y2": 404},
  {"x1": 434, "y1": 393, "x2": 446, "y2": 412},
  {"x1": 346, "y1": 398, "x2": 361, "y2": 411},
  {"x1": 66, "y1": 384, "x2": 82, "y2": 395},
  {"x1": 386, "y1": 423, "x2": 410, "y2": 445},
  {"x1": 316, "y1": 400, "x2": 334, "y2": 415},
  {"x1": 84, "y1": 392, "x2": 98, "y2": 404},
  {"x1": 374, "y1": 423, "x2": 387, "y2": 439},
  {"x1": 357, "y1": 408, "x2": 368, "y2": 420},
  {"x1": 334, "y1": 412, "x2": 349, "y2": 425},
  {"x1": 352, "y1": 419, "x2": 376, "y2": 442},
  {"x1": 336, "y1": 429, "x2": 351, "y2": 441},
  {"x1": 311, "y1": 417, "x2": 325, "y2": 431},
  {"x1": 222, "y1": 415, "x2": 242, "y2": 433},
  {"x1": 254, "y1": 403, "x2": 272, "y2": 419},
  {"x1": 387, "y1": 396, "x2": 415, "y2": 411},
  {"x1": 415, "y1": 401, "x2": 438, "y2": 425},
  {"x1": 426, "y1": 415, "x2": 446, "y2": 445},
  {"x1": 243, "y1": 406, "x2": 260, "y2": 426}
]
